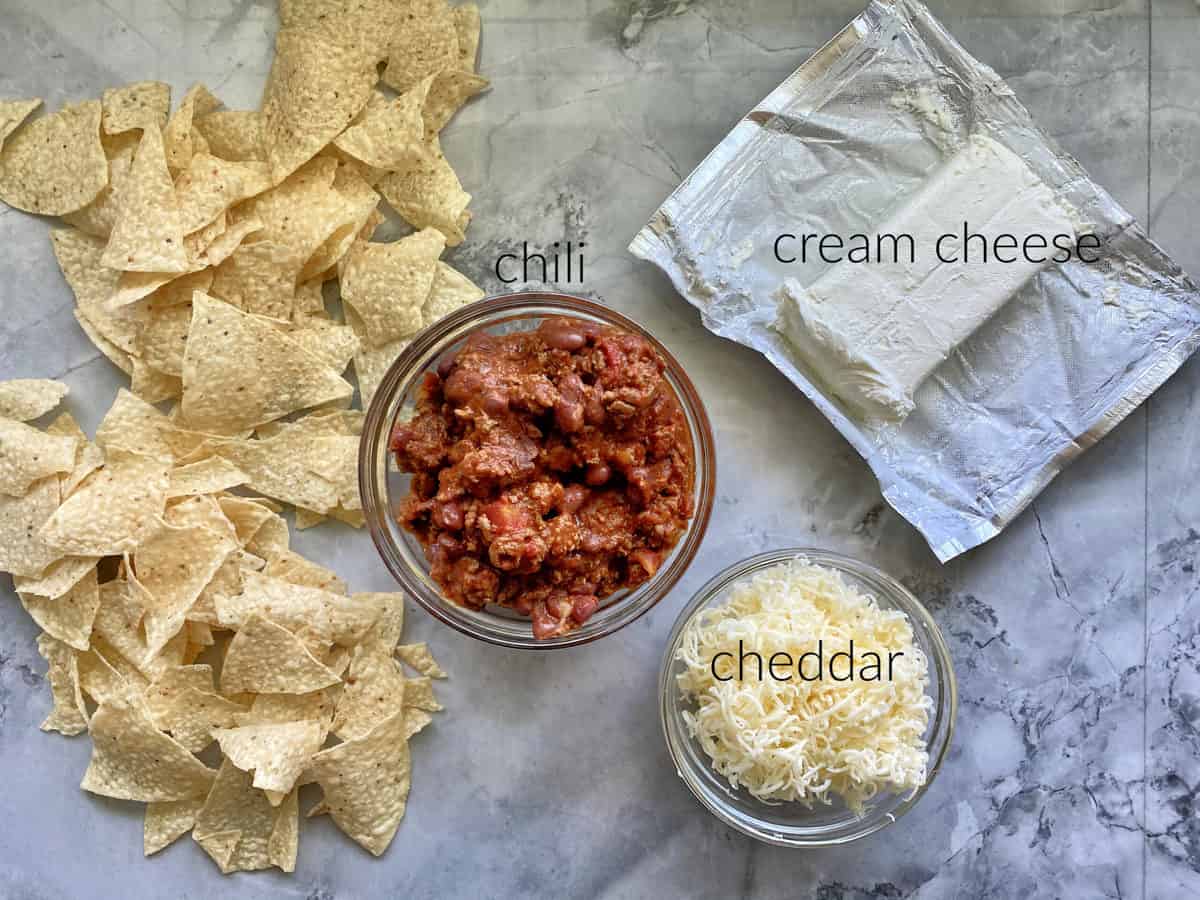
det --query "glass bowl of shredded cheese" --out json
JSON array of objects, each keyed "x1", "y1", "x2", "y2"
[{"x1": 659, "y1": 549, "x2": 956, "y2": 846}]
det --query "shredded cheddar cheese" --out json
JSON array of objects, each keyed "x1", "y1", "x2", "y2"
[{"x1": 676, "y1": 559, "x2": 932, "y2": 812}]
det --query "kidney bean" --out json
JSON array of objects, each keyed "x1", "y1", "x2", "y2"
[
  {"x1": 631, "y1": 549, "x2": 660, "y2": 578},
  {"x1": 482, "y1": 390, "x2": 509, "y2": 417},
  {"x1": 584, "y1": 394, "x2": 606, "y2": 426},
  {"x1": 531, "y1": 601, "x2": 562, "y2": 639},
  {"x1": 482, "y1": 499, "x2": 532, "y2": 534},
  {"x1": 580, "y1": 532, "x2": 603, "y2": 554},
  {"x1": 538, "y1": 318, "x2": 586, "y2": 351},
  {"x1": 585, "y1": 463, "x2": 611, "y2": 486},
  {"x1": 444, "y1": 368, "x2": 485, "y2": 405},
  {"x1": 559, "y1": 484, "x2": 588, "y2": 514},
  {"x1": 436, "y1": 532, "x2": 464, "y2": 556},
  {"x1": 433, "y1": 500, "x2": 464, "y2": 531},
  {"x1": 436, "y1": 352, "x2": 458, "y2": 379},
  {"x1": 570, "y1": 594, "x2": 599, "y2": 624},
  {"x1": 555, "y1": 398, "x2": 584, "y2": 434}
]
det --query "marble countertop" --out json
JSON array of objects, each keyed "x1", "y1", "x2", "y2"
[{"x1": 2, "y1": 1, "x2": 1199, "y2": 897}]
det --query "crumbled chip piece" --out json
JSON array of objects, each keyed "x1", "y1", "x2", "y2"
[
  {"x1": 377, "y1": 140, "x2": 471, "y2": 246},
  {"x1": 331, "y1": 644, "x2": 406, "y2": 740},
  {"x1": 0, "y1": 379, "x2": 68, "y2": 422},
  {"x1": 82, "y1": 691, "x2": 216, "y2": 801},
  {"x1": 220, "y1": 613, "x2": 342, "y2": 695},
  {"x1": 0, "y1": 100, "x2": 107, "y2": 215},
  {"x1": 181, "y1": 292, "x2": 353, "y2": 434},
  {"x1": 145, "y1": 797, "x2": 205, "y2": 856},
  {"x1": 306, "y1": 709, "x2": 412, "y2": 856},
  {"x1": 0, "y1": 416, "x2": 78, "y2": 496},
  {"x1": 39, "y1": 449, "x2": 170, "y2": 556},
  {"x1": 37, "y1": 633, "x2": 89, "y2": 736},
  {"x1": 402, "y1": 675, "x2": 442, "y2": 713},
  {"x1": 218, "y1": 571, "x2": 381, "y2": 646},
  {"x1": 101, "y1": 125, "x2": 190, "y2": 273},
  {"x1": 380, "y1": 0, "x2": 459, "y2": 93},
  {"x1": 423, "y1": 69, "x2": 488, "y2": 138},
  {"x1": 162, "y1": 84, "x2": 221, "y2": 172},
  {"x1": 0, "y1": 98, "x2": 42, "y2": 152},
  {"x1": 193, "y1": 760, "x2": 298, "y2": 874},
  {"x1": 340, "y1": 228, "x2": 444, "y2": 347},
  {"x1": 102, "y1": 81, "x2": 171, "y2": 135},
  {"x1": 212, "y1": 720, "x2": 324, "y2": 800},
  {"x1": 20, "y1": 565, "x2": 100, "y2": 652},
  {"x1": 396, "y1": 642, "x2": 447, "y2": 678}
]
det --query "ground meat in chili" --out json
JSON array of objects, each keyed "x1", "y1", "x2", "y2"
[{"x1": 390, "y1": 316, "x2": 696, "y2": 639}]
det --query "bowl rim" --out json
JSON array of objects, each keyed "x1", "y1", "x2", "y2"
[
  {"x1": 359, "y1": 290, "x2": 717, "y2": 650},
  {"x1": 658, "y1": 547, "x2": 958, "y2": 847}
]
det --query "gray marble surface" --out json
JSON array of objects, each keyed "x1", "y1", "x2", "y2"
[{"x1": 0, "y1": 0, "x2": 1198, "y2": 897}]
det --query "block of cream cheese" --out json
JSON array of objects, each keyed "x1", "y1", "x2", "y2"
[{"x1": 775, "y1": 133, "x2": 1075, "y2": 420}]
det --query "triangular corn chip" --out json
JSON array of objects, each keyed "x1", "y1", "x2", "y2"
[
  {"x1": 145, "y1": 797, "x2": 205, "y2": 856},
  {"x1": 0, "y1": 416, "x2": 78, "y2": 496},
  {"x1": 220, "y1": 613, "x2": 342, "y2": 695},
  {"x1": 193, "y1": 760, "x2": 297, "y2": 873},
  {"x1": 212, "y1": 720, "x2": 324, "y2": 799},
  {"x1": 340, "y1": 227, "x2": 444, "y2": 347},
  {"x1": 0, "y1": 379, "x2": 68, "y2": 422},
  {"x1": 0, "y1": 100, "x2": 107, "y2": 215},
  {"x1": 20, "y1": 565, "x2": 100, "y2": 652},
  {"x1": 217, "y1": 571, "x2": 381, "y2": 646},
  {"x1": 101, "y1": 125, "x2": 189, "y2": 273},
  {"x1": 36, "y1": 633, "x2": 89, "y2": 736}
]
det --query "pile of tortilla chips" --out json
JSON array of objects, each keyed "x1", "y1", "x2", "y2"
[
  {"x1": 0, "y1": 379, "x2": 448, "y2": 872},
  {"x1": 0, "y1": 0, "x2": 487, "y2": 875}
]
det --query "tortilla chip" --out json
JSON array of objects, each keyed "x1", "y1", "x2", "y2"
[
  {"x1": 244, "y1": 514, "x2": 290, "y2": 561},
  {"x1": 214, "y1": 496, "x2": 277, "y2": 546},
  {"x1": 102, "y1": 81, "x2": 171, "y2": 135},
  {"x1": 134, "y1": 515, "x2": 239, "y2": 660},
  {"x1": 340, "y1": 227, "x2": 444, "y2": 347},
  {"x1": 13, "y1": 554, "x2": 97, "y2": 600},
  {"x1": 377, "y1": 141, "x2": 470, "y2": 245},
  {"x1": 0, "y1": 379, "x2": 67, "y2": 422},
  {"x1": 453, "y1": 3, "x2": 481, "y2": 71},
  {"x1": 261, "y1": 25, "x2": 378, "y2": 183},
  {"x1": 287, "y1": 315, "x2": 359, "y2": 373},
  {"x1": 306, "y1": 708, "x2": 411, "y2": 856},
  {"x1": 193, "y1": 760, "x2": 297, "y2": 873},
  {"x1": 220, "y1": 613, "x2": 342, "y2": 694},
  {"x1": 334, "y1": 82, "x2": 431, "y2": 172},
  {"x1": 423, "y1": 69, "x2": 488, "y2": 138},
  {"x1": 194, "y1": 110, "x2": 265, "y2": 162},
  {"x1": 131, "y1": 360, "x2": 183, "y2": 404},
  {"x1": 304, "y1": 435, "x2": 360, "y2": 510},
  {"x1": 0, "y1": 98, "x2": 41, "y2": 152},
  {"x1": 380, "y1": 0, "x2": 459, "y2": 93},
  {"x1": 403, "y1": 675, "x2": 442, "y2": 712},
  {"x1": 95, "y1": 388, "x2": 175, "y2": 460},
  {"x1": 145, "y1": 797, "x2": 205, "y2": 856},
  {"x1": 297, "y1": 165, "x2": 381, "y2": 283},
  {"x1": 0, "y1": 475, "x2": 62, "y2": 577},
  {"x1": 234, "y1": 691, "x2": 336, "y2": 735},
  {"x1": 82, "y1": 691, "x2": 216, "y2": 801},
  {"x1": 46, "y1": 413, "x2": 103, "y2": 499},
  {"x1": 208, "y1": 240, "x2": 297, "y2": 319},
  {"x1": 137, "y1": 298, "x2": 199, "y2": 379},
  {"x1": 396, "y1": 642, "x2": 447, "y2": 678},
  {"x1": 426, "y1": 259, "x2": 485, "y2": 321},
  {"x1": 101, "y1": 125, "x2": 189, "y2": 273},
  {"x1": 0, "y1": 416, "x2": 78, "y2": 496},
  {"x1": 180, "y1": 292, "x2": 353, "y2": 433},
  {"x1": 165, "y1": 457, "x2": 249, "y2": 499},
  {"x1": 162, "y1": 84, "x2": 221, "y2": 172},
  {"x1": 267, "y1": 789, "x2": 299, "y2": 873},
  {"x1": 20, "y1": 566, "x2": 100, "y2": 652},
  {"x1": 263, "y1": 549, "x2": 347, "y2": 594},
  {"x1": 36, "y1": 633, "x2": 89, "y2": 736},
  {"x1": 293, "y1": 507, "x2": 326, "y2": 530},
  {"x1": 51, "y1": 228, "x2": 145, "y2": 355},
  {"x1": 330, "y1": 644, "x2": 406, "y2": 740},
  {"x1": 354, "y1": 592, "x2": 405, "y2": 653},
  {"x1": 212, "y1": 720, "x2": 324, "y2": 799},
  {"x1": 143, "y1": 672, "x2": 246, "y2": 753},
  {"x1": 217, "y1": 572, "x2": 381, "y2": 647},
  {"x1": 77, "y1": 636, "x2": 148, "y2": 705},
  {"x1": 174, "y1": 153, "x2": 272, "y2": 235},
  {"x1": 0, "y1": 100, "x2": 107, "y2": 215},
  {"x1": 61, "y1": 134, "x2": 137, "y2": 238},
  {"x1": 39, "y1": 448, "x2": 170, "y2": 556}
]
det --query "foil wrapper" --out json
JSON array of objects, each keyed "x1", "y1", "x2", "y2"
[{"x1": 629, "y1": 0, "x2": 1200, "y2": 562}]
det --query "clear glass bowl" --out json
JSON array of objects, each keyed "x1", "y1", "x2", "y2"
[
  {"x1": 359, "y1": 291, "x2": 716, "y2": 650},
  {"x1": 659, "y1": 548, "x2": 957, "y2": 846}
]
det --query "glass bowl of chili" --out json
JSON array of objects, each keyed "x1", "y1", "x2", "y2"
[{"x1": 359, "y1": 291, "x2": 716, "y2": 649}]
